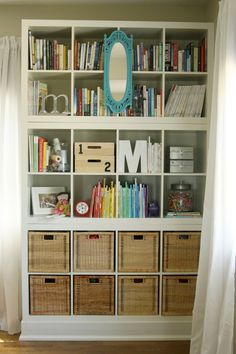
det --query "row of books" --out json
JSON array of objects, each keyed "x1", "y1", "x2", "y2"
[
  {"x1": 133, "y1": 43, "x2": 163, "y2": 71},
  {"x1": 74, "y1": 87, "x2": 105, "y2": 116},
  {"x1": 165, "y1": 38, "x2": 207, "y2": 72},
  {"x1": 74, "y1": 40, "x2": 104, "y2": 71},
  {"x1": 28, "y1": 31, "x2": 71, "y2": 70},
  {"x1": 118, "y1": 180, "x2": 149, "y2": 218},
  {"x1": 133, "y1": 84, "x2": 162, "y2": 117},
  {"x1": 28, "y1": 135, "x2": 51, "y2": 173},
  {"x1": 28, "y1": 80, "x2": 48, "y2": 115},
  {"x1": 165, "y1": 84, "x2": 206, "y2": 117},
  {"x1": 89, "y1": 180, "x2": 115, "y2": 218},
  {"x1": 73, "y1": 85, "x2": 163, "y2": 117}
]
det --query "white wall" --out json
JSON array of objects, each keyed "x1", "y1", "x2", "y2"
[{"x1": 0, "y1": 1, "x2": 218, "y2": 37}]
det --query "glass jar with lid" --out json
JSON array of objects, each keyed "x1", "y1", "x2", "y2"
[{"x1": 168, "y1": 182, "x2": 193, "y2": 212}]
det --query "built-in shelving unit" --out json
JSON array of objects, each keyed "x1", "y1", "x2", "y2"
[{"x1": 21, "y1": 20, "x2": 214, "y2": 340}]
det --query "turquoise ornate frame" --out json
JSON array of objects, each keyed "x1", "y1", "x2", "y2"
[{"x1": 104, "y1": 29, "x2": 133, "y2": 114}]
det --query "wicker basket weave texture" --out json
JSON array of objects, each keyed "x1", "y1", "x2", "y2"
[
  {"x1": 163, "y1": 232, "x2": 200, "y2": 272},
  {"x1": 74, "y1": 275, "x2": 115, "y2": 315},
  {"x1": 118, "y1": 232, "x2": 159, "y2": 272},
  {"x1": 74, "y1": 232, "x2": 114, "y2": 272},
  {"x1": 162, "y1": 275, "x2": 197, "y2": 316},
  {"x1": 28, "y1": 231, "x2": 70, "y2": 273},
  {"x1": 118, "y1": 276, "x2": 158, "y2": 315},
  {"x1": 29, "y1": 275, "x2": 71, "y2": 315}
]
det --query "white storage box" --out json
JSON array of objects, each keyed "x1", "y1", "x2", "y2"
[
  {"x1": 169, "y1": 147, "x2": 194, "y2": 160},
  {"x1": 170, "y1": 160, "x2": 194, "y2": 173}
]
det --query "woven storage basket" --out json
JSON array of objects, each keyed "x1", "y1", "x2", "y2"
[
  {"x1": 74, "y1": 232, "x2": 114, "y2": 272},
  {"x1": 73, "y1": 275, "x2": 115, "y2": 315},
  {"x1": 28, "y1": 231, "x2": 70, "y2": 273},
  {"x1": 118, "y1": 276, "x2": 158, "y2": 315},
  {"x1": 29, "y1": 275, "x2": 70, "y2": 315},
  {"x1": 163, "y1": 232, "x2": 200, "y2": 272},
  {"x1": 118, "y1": 232, "x2": 159, "y2": 272},
  {"x1": 162, "y1": 275, "x2": 197, "y2": 315}
]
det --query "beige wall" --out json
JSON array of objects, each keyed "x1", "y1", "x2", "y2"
[{"x1": 0, "y1": 1, "x2": 218, "y2": 37}]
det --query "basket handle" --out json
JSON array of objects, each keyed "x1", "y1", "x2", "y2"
[
  {"x1": 133, "y1": 278, "x2": 144, "y2": 283},
  {"x1": 89, "y1": 234, "x2": 100, "y2": 240},
  {"x1": 133, "y1": 235, "x2": 143, "y2": 240},
  {"x1": 44, "y1": 235, "x2": 54, "y2": 240},
  {"x1": 178, "y1": 234, "x2": 189, "y2": 240},
  {"x1": 179, "y1": 279, "x2": 189, "y2": 283},
  {"x1": 89, "y1": 278, "x2": 100, "y2": 284},
  {"x1": 45, "y1": 278, "x2": 55, "y2": 283}
]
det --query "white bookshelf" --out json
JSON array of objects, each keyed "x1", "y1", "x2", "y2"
[{"x1": 21, "y1": 19, "x2": 214, "y2": 340}]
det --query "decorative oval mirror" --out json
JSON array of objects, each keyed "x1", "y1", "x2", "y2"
[{"x1": 104, "y1": 29, "x2": 133, "y2": 114}]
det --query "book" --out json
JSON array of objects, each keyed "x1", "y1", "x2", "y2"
[{"x1": 165, "y1": 211, "x2": 201, "y2": 218}]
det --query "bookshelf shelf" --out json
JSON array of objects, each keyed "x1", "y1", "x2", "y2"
[{"x1": 21, "y1": 19, "x2": 213, "y2": 341}]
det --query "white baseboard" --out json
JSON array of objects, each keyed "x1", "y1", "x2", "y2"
[{"x1": 20, "y1": 318, "x2": 192, "y2": 341}]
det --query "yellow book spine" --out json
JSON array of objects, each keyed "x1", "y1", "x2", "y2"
[{"x1": 43, "y1": 141, "x2": 48, "y2": 172}]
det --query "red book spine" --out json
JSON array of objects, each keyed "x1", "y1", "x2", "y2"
[
  {"x1": 38, "y1": 137, "x2": 45, "y2": 172},
  {"x1": 172, "y1": 42, "x2": 178, "y2": 71}
]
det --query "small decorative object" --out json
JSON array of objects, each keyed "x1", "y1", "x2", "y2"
[
  {"x1": 39, "y1": 94, "x2": 70, "y2": 115},
  {"x1": 148, "y1": 201, "x2": 159, "y2": 217},
  {"x1": 53, "y1": 192, "x2": 70, "y2": 217},
  {"x1": 31, "y1": 186, "x2": 65, "y2": 215},
  {"x1": 48, "y1": 138, "x2": 69, "y2": 172},
  {"x1": 118, "y1": 140, "x2": 147, "y2": 173},
  {"x1": 168, "y1": 181, "x2": 193, "y2": 212},
  {"x1": 74, "y1": 201, "x2": 90, "y2": 217}
]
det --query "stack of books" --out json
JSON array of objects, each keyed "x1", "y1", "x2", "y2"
[
  {"x1": 165, "y1": 211, "x2": 201, "y2": 218},
  {"x1": 28, "y1": 80, "x2": 48, "y2": 115},
  {"x1": 165, "y1": 84, "x2": 206, "y2": 117}
]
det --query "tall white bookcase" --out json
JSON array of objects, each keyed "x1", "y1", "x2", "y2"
[{"x1": 21, "y1": 20, "x2": 214, "y2": 340}]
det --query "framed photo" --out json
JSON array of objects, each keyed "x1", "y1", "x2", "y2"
[{"x1": 31, "y1": 187, "x2": 65, "y2": 215}]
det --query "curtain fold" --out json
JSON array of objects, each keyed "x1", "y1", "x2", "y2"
[
  {"x1": 190, "y1": 1, "x2": 236, "y2": 353},
  {"x1": 0, "y1": 36, "x2": 21, "y2": 334}
]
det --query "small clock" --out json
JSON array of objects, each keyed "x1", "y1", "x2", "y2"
[{"x1": 74, "y1": 201, "x2": 90, "y2": 217}]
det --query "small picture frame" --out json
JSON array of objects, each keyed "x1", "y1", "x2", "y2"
[{"x1": 31, "y1": 187, "x2": 65, "y2": 215}]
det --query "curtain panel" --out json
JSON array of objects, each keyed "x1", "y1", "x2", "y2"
[{"x1": 0, "y1": 36, "x2": 21, "y2": 334}]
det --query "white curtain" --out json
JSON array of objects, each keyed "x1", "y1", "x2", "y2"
[
  {"x1": 0, "y1": 37, "x2": 21, "y2": 334},
  {"x1": 190, "y1": 0, "x2": 236, "y2": 353}
]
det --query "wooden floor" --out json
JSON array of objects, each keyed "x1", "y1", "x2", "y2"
[{"x1": 0, "y1": 331, "x2": 190, "y2": 354}]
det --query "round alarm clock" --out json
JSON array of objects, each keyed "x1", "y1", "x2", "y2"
[{"x1": 74, "y1": 201, "x2": 90, "y2": 217}]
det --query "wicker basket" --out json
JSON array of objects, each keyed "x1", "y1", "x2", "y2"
[
  {"x1": 162, "y1": 275, "x2": 197, "y2": 316},
  {"x1": 118, "y1": 276, "x2": 158, "y2": 315},
  {"x1": 118, "y1": 232, "x2": 159, "y2": 272},
  {"x1": 74, "y1": 232, "x2": 114, "y2": 272},
  {"x1": 73, "y1": 275, "x2": 115, "y2": 315},
  {"x1": 29, "y1": 275, "x2": 71, "y2": 315},
  {"x1": 163, "y1": 232, "x2": 200, "y2": 272},
  {"x1": 28, "y1": 231, "x2": 70, "y2": 273}
]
